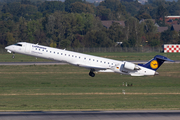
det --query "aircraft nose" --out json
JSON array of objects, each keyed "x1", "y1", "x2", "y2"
[
  {"x1": 5, "y1": 45, "x2": 13, "y2": 50},
  {"x1": 5, "y1": 46, "x2": 9, "y2": 50},
  {"x1": 5, "y1": 45, "x2": 13, "y2": 53}
]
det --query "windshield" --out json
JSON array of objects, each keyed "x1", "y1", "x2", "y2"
[{"x1": 14, "y1": 43, "x2": 22, "y2": 47}]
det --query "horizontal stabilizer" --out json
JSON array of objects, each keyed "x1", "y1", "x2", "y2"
[{"x1": 155, "y1": 55, "x2": 174, "y2": 62}]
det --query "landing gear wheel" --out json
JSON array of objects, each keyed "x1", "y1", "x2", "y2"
[{"x1": 89, "y1": 71, "x2": 95, "y2": 77}]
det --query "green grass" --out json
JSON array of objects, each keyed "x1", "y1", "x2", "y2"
[
  {"x1": 0, "y1": 52, "x2": 180, "y2": 62},
  {"x1": 0, "y1": 63, "x2": 180, "y2": 110},
  {"x1": 87, "y1": 52, "x2": 180, "y2": 61},
  {"x1": 0, "y1": 95, "x2": 179, "y2": 110}
]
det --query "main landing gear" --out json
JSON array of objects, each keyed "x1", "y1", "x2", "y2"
[{"x1": 89, "y1": 71, "x2": 95, "y2": 77}]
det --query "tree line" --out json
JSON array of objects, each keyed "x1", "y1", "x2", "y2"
[{"x1": 0, "y1": 0, "x2": 180, "y2": 49}]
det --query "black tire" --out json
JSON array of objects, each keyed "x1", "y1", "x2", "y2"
[
  {"x1": 91, "y1": 72, "x2": 95, "y2": 77},
  {"x1": 89, "y1": 72, "x2": 95, "y2": 77}
]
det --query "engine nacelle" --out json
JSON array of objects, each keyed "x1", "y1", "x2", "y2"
[{"x1": 124, "y1": 62, "x2": 140, "y2": 70}]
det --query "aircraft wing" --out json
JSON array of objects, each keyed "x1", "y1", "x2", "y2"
[{"x1": 76, "y1": 64, "x2": 110, "y2": 71}]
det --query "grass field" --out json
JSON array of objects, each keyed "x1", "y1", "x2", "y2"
[
  {"x1": 0, "y1": 63, "x2": 180, "y2": 111},
  {"x1": 1, "y1": 52, "x2": 180, "y2": 62}
]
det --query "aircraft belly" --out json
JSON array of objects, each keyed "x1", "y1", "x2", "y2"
[{"x1": 98, "y1": 69, "x2": 114, "y2": 72}]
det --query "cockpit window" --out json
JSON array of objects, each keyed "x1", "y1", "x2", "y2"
[{"x1": 14, "y1": 43, "x2": 22, "y2": 47}]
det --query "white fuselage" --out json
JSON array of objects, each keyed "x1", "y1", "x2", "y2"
[{"x1": 5, "y1": 42, "x2": 156, "y2": 76}]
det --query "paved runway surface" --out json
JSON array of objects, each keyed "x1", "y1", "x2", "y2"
[{"x1": 0, "y1": 110, "x2": 180, "y2": 120}]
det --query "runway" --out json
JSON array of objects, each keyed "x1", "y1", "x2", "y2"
[{"x1": 0, "y1": 110, "x2": 180, "y2": 120}]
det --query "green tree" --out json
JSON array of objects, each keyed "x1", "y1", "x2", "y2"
[
  {"x1": 18, "y1": 17, "x2": 28, "y2": 41},
  {"x1": 114, "y1": 3, "x2": 128, "y2": 20},
  {"x1": 156, "y1": 5, "x2": 168, "y2": 26},
  {"x1": 45, "y1": 15, "x2": 55, "y2": 39},
  {"x1": 6, "y1": 32, "x2": 15, "y2": 45},
  {"x1": 121, "y1": 0, "x2": 141, "y2": 16},
  {"x1": 84, "y1": 30, "x2": 112, "y2": 47},
  {"x1": 99, "y1": 0, "x2": 120, "y2": 12},
  {"x1": 38, "y1": 1, "x2": 65, "y2": 16},
  {"x1": 60, "y1": 39, "x2": 71, "y2": 48},
  {"x1": 1, "y1": 2, "x2": 39, "y2": 21},
  {"x1": 142, "y1": 20, "x2": 160, "y2": 47},
  {"x1": 144, "y1": 20, "x2": 157, "y2": 34},
  {"x1": 64, "y1": 0, "x2": 82, "y2": 12},
  {"x1": 135, "y1": 5, "x2": 152, "y2": 20},
  {"x1": 124, "y1": 17, "x2": 142, "y2": 47},
  {"x1": 108, "y1": 22, "x2": 124, "y2": 43},
  {"x1": 50, "y1": 40, "x2": 57, "y2": 48},
  {"x1": 96, "y1": 6, "x2": 111, "y2": 20},
  {"x1": 27, "y1": 20, "x2": 43, "y2": 43},
  {"x1": 161, "y1": 29, "x2": 173, "y2": 44},
  {"x1": 70, "y1": 2, "x2": 94, "y2": 14}
]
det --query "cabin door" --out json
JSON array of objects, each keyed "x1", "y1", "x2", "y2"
[{"x1": 25, "y1": 43, "x2": 31, "y2": 53}]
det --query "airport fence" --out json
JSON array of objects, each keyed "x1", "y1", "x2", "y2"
[
  {"x1": 0, "y1": 47, "x2": 163, "y2": 54},
  {"x1": 67, "y1": 47, "x2": 163, "y2": 53}
]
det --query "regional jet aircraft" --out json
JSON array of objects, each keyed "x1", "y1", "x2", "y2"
[{"x1": 5, "y1": 42, "x2": 174, "y2": 77}]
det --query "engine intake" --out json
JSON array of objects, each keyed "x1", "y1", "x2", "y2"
[{"x1": 124, "y1": 62, "x2": 140, "y2": 70}]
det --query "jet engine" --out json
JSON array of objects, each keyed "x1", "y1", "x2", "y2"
[{"x1": 124, "y1": 62, "x2": 140, "y2": 70}]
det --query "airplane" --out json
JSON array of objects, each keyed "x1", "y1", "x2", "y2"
[{"x1": 5, "y1": 42, "x2": 174, "y2": 77}]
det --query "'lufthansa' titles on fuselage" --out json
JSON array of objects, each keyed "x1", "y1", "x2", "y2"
[{"x1": 32, "y1": 45, "x2": 47, "y2": 50}]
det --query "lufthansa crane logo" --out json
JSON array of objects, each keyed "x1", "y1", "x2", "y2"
[{"x1": 150, "y1": 60, "x2": 159, "y2": 69}]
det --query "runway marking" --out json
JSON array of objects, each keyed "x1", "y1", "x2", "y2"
[{"x1": 0, "y1": 93, "x2": 180, "y2": 96}]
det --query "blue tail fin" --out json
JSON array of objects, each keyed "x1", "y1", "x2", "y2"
[{"x1": 138, "y1": 55, "x2": 174, "y2": 71}]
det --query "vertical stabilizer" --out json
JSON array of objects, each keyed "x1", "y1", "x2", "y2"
[{"x1": 138, "y1": 55, "x2": 174, "y2": 71}]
